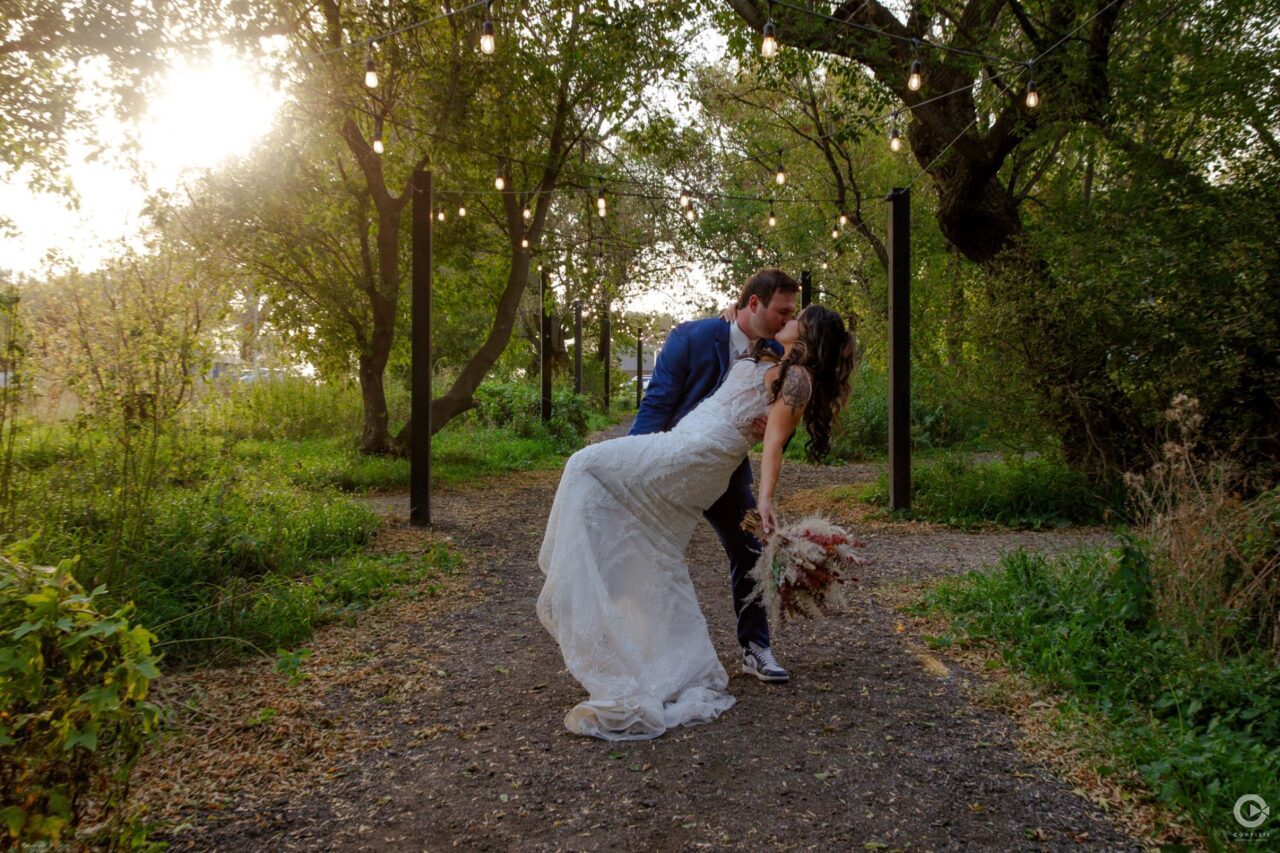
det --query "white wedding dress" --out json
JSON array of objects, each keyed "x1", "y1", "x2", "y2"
[{"x1": 537, "y1": 358, "x2": 773, "y2": 741}]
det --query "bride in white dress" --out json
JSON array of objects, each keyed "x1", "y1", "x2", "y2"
[{"x1": 537, "y1": 305, "x2": 856, "y2": 740}]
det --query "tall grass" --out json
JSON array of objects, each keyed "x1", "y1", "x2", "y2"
[{"x1": 864, "y1": 452, "x2": 1114, "y2": 528}]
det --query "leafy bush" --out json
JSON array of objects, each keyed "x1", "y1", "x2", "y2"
[
  {"x1": 864, "y1": 453, "x2": 1112, "y2": 528},
  {"x1": 921, "y1": 545, "x2": 1280, "y2": 847},
  {"x1": 473, "y1": 382, "x2": 592, "y2": 452},
  {"x1": 0, "y1": 551, "x2": 162, "y2": 847}
]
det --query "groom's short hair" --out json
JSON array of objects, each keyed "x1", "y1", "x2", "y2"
[{"x1": 737, "y1": 268, "x2": 801, "y2": 309}]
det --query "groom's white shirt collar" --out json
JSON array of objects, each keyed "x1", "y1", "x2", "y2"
[{"x1": 728, "y1": 319, "x2": 751, "y2": 360}]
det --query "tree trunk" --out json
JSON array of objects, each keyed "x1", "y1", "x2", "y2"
[{"x1": 357, "y1": 351, "x2": 391, "y2": 454}]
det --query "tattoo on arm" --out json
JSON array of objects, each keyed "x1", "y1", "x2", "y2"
[{"x1": 781, "y1": 367, "x2": 812, "y2": 411}]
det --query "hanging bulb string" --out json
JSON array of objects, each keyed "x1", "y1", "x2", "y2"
[{"x1": 312, "y1": 0, "x2": 490, "y2": 59}]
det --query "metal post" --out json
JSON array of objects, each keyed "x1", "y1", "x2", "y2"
[
  {"x1": 601, "y1": 302, "x2": 611, "y2": 412},
  {"x1": 410, "y1": 169, "x2": 433, "y2": 527},
  {"x1": 800, "y1": 269, "x2": 813, "y2": 307},
  {"x1": 540, "y1": 270, "x2": 552, "y2": 423},
  {"x1": 573, "y1": 301, "x2": 583, "y2": 395},
  {"x1": 635, "y1": 329, "x2": 643, "y2": 408},
  {"x1": 887, "y1": 187, "x2": 911, "y2": 511}
]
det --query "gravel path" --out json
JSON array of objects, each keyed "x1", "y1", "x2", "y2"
[{"x1": 165, "y1": 422, "x2": 1135, "y2": 851}]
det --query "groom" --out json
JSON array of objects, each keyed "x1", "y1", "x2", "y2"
[{"x1": 631, "y1": 268, "x2": 800, "y2": 683}]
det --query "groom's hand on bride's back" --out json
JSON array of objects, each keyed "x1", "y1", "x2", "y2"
[{"x1": 749, "y1": 416, "x2": 769, "y2": 442}]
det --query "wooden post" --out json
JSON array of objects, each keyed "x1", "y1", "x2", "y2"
[
  {"x1": 410, "y1": 169, "x2": 433, "y2": 527},
  {"x1": 601, "y1": 302, "x2": 611, "y2": 412},
  {"x1": 887, "y1": 187, "x2": 911, "y2": 511},
  {"x1": 800, "y1": 269, "x2": 813, "y2": 307},
  {"x1": 573, "y1": 301, "x2": 583, "y2": 395},
  {"x1": 540, "y1": 270, "x2": 552, "y2": 423},
  {"x1": 635, "y1": 328, "x2": 643, "y2": 408}
]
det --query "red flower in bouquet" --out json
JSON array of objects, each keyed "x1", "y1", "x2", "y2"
[{"x1": 742, "y1": 512, "x2": 870, "y2": 624}]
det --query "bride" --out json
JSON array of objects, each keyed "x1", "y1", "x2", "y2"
[{"x1": 537, "y1": 304, "x2": 856, "y2": 741}]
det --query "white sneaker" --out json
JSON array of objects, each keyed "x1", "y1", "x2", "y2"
[{"x1": 742, "y1": 641, "x2": 790, "y2": 683}]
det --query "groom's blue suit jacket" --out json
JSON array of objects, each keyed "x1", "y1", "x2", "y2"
[{"x1": 630, "y1": 317, "x2": 781, "y2": 487}]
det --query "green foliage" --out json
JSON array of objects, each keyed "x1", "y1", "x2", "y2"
[
  {"x1": 0, "y1": 550, "x2": 161, "y2": 847},
  {"x1": 199, "y1": 376, "x2": 367, "y2": 441},
  {"x1": 864, "y1": 453, "x2": 1113, "y2": 528},
  {"x1": 474, "y1": 382, "x2": 593, "y2": 453},
  {"x1": 921, "y1": 546, "x2": 1280, "y2": 847}
]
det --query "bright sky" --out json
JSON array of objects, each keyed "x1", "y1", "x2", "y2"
[{"x1": 0, "y1": 44, "x2": 283, "y2": 276}]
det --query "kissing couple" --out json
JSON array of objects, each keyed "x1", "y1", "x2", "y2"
[{"x1": 537, "y1": 268, "x2": 857, "y2": 741}]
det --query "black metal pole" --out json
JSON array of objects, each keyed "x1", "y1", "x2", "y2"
[
  {"x1": 540, "y1": 270, "x2": 552, "y2": 423},
  {"x1": 601, "y1": 302, "x2": 611, "y2": 412},
  {"x1": 800, "y1": 269, "x2": 813, "y2": 307},
  {"x1": 573, "y1": 301, "x2": 583, "y2": 395},
  {"x1": 635, "y1": 329, "x2": 643, "y2": 408},
  {"x1": 887, "y1": 187, "x2": 911, "y2": 511},
  {"x1": 410, "y1": 169, "x2": 433, "y2": 527}
]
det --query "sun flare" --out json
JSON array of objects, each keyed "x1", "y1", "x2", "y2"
[{"x1": 140, "y1": 46, "x2": 283, "y2": 181}]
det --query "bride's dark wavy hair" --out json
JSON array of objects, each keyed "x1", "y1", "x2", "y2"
[{"x1": 757, "y1": 305, "x2": 857, "y2": 460}]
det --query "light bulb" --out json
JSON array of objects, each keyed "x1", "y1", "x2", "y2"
[
  {"x1": 767, "y1": 208, "x2": 777, "y2": 228},
  {"x1": 890, "y1": 125, "x2": 902, "y2": 152},
  {"x1": 522, "y1": 206, "x2": 532, "y2": 221},
  {"x1": 1026, "y1": 79, "x2": 1039, "y2": 109},
  {"x1": 372, "y1": 116, "x2": 384, "y2": 155},
  {"x1": 908, "y1": 59, "x2": 922, "y2": 92},
  {"x1": 685, "y1": 207, "x2": 696, "y2": 222},
  {"x1": 458, "y1": 205, "x2": 467, "y2": 217},
  {"x1": 521, "y1": 237, "x2": 529, "y2": 249},
  {"x1": 775, "y1": 150, "x2": 785, "y2": 186},
  {"x1": 480, "y1": 18, "x2": 495, "y2": 55},
  {"x1": 821, "y1": 260, "x2": 829, "y2": 270},
  {"x1": 679, "y1": 190, "x2": 690, "y2": 207},
  {"x1": 596, "y1": 188, "x2": 606, "y2": 217},
  {"x1": 364, "y1": 56, "x2": 378, "y2": 88},
  {"x1": 437, "y1": 210, "x2": 445, "y2": 222},
  {"x1": 373, "y1": 138, "x2": 384, "y2": 154},
  {"x1": 831, "y1": 227, "x2": 839, "y2": 239},
  {"x1": 761, "y1": 19, "x2": 778, "y2": 58},
  {"x1": 756, "y1": 245, "x2": 765, "y2": 259},
  {"x1": 495, "y1": 174, "x2": 505, "y2": 191},
  {"x1": 839, "y1": 213, "x2": 848, "y2": 226}
]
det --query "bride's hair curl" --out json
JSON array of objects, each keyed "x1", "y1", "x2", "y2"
[{"x1": 756, "y1": 305, "x2": 857, "y2": 460}]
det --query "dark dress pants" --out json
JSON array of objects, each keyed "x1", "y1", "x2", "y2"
[{"x1": 702, "y1": 458, "x2": 770, "y2": 649}]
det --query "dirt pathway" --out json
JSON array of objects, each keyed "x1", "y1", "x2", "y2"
[{"x1": 153, "y1": 425, "x2": 1135, "y2": 851}]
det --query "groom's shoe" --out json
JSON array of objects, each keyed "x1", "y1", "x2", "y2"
[{"x1": 742, "y1": 641, "x2": 790, "y2": 683}]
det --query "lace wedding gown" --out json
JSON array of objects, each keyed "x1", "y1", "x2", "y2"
[{"x1": 537, "y1": 358, "x2": 773, "y2": 740}]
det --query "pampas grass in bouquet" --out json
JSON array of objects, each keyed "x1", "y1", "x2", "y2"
[{"x1": 742, "y1": 511, "x2": 870, "y2": 624}]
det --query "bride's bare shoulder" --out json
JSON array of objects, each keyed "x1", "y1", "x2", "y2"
[{"x1": 762, "y1": 363, "x2": 813, "y2": 409}]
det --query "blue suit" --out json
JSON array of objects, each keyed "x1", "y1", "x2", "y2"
[{"x1": 631, "y1": 317, "x2": 779, "y2": 649}]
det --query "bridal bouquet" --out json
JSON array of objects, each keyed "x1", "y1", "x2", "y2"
[{"x1": 742, "y1": 512, "x2": 869, "y2": 624}]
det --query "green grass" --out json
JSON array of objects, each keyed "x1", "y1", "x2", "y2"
[
  {"x1": 918, "y1": 546, "x2": 1280, "y2": 849},
  {"x1": 863, "y1": 452, "x2": 1114, "y2": 528}
]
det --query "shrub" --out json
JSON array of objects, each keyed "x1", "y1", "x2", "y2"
[
  {"x1": 0, "y1": 551, "x2": 162, "y2": 847},
  {"x1": 865, "y1": 452, "x2": 1112, "y2": 528},
  {"x1": 198, "y1": 376, "x2": 363, "y2": 441},
  {"x1": 473, "y1": 382, "x2": 592, "y2": 452}
]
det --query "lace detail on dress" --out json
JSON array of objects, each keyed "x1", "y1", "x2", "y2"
[{"x1": 536, "y1": 357, "x2": 772, "y2": 740}]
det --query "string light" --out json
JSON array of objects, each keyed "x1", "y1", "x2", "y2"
[
  {"x1": 521, "y1": 236, "x2": 530, "y2": 249},
  {"x1": 437, "y1": 209, "x2": 445, "y2": 222},
  {"x1": 458, "y1": 204, "x2": 467, "y2": 217},
  {"x1": 522, "y1": 205, "x2": 532, "y2": 222},
  {"x1": 685, "y1": 206, "x2": 696, "y2": 222},
  {"x1": 889, "y1": 112, "x2": 902, "y2": 152},
  {"x1": 831, "y1": 226, "x2": 839, "y2": 239},
  {"x1": 761, "y1": 15, "x2": 778, "y2": 58},
  {"x1": 480, "y1": 1, "x2": 496, "y2": 55},
  {"x1": 755, "y1": 244, "x2": 765, "y2": 259},
  {"x1": 1025, "y1": 63, "x2": 1040, "y2": 108},
  {"x1": 821, "y1": 259, "x2": 829, "y2": 270},
  {"x1": 679, "y1": 189, "x2": 691, "y2": 207},
  {"x1": 596, "y1": 187, "x2": 607, "y2": 217},
  {"x1": 838, "y1": 213, "x2": 848, "y2": 226},
  {"x1": 908, "y1": 41, "x2": 922, "y2": 91},
  {"x1": 364, "y1": 54, "x2": 378, "y2": 88},
  {"x1": 775, "y1": 149, "x2": 786, "y2": 186},
  {"x1": 494, "y1": 168, "x2": 505, "y2": 191},
  {"x1": 372, "y1": 116, "x2": 384, "y2": 154},
  {"x1": 767, "y1": 204, "x2": 777, "y2": 228}
]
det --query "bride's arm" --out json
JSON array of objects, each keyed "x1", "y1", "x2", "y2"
[{"x1": 757, "y1": 366, "x2": 812, "y2": 534}]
